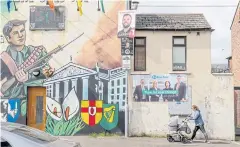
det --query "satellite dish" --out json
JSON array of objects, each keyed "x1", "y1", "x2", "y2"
[{"x1": 33, "y1": 70, "x2": 40, "y2": 77}]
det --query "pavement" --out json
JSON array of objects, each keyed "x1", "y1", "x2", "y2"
[{"x1": 62, "y1": 136, "x2": 240, "y2": 147}]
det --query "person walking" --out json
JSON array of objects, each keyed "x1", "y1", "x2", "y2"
[{"x1": 189, "y1": 105, "x2": 210, "y2": 143}]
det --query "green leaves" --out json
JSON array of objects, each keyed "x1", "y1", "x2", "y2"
[
  {"x1": 46, "y1": 114, "x2": 85, "y2": 136},
  {"x1": 21, "y1": 100, "x2": 27, "y2": 116}
]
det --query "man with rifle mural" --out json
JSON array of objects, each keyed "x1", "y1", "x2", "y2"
[
  {"x1": 0, "y1": 19, "x2": 83, "y2": 123},
  {"x1": 0, "y1": 19, "x2": 54, "y2": 123}
]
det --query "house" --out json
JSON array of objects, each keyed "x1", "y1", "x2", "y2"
[
  {"x1": 230, "y1": 0, "x2": 240, "y2": 135},
  {"x1": 128, "y1": 14, "x2": 234, "y2": 140},
  {"x1": 226, "y1": 56, "x2": 232, "y2": 73}
]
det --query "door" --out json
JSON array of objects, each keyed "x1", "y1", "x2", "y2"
[
  {"x1": 234, "y1": 87, "x2": 240, "y2": 136},
  {"x1": 27, "y1": 87, "x2": 46, "y2": 131}
]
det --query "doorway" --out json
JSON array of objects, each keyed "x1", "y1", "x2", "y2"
[
  {"x1": 234, "y1": 87, "x2": 240, "y2": 138},
  {"x1": 27, "y1": 87, "x2": 46, "y2": 131}
]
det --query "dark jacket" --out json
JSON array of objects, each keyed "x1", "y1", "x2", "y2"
[
  {"x1": 149, "y1": 87, "x2": 160, "y2": 99},
  {"x1": 174, "y1": 82, "x2": 186, "y2": 101},
  {"x1": 133, "y1": 85, "x2": 147, "y2": 101},
  {"x1": 117, "y1": 27, "x2": 132, "y2": 38},
  {"x1": 162, "y1": 87, "x2": 174, "y2": 101}
]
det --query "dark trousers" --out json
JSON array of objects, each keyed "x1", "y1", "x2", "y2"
[{"x1": 191, "y1": 125, "x2": 208, "y2": 141}]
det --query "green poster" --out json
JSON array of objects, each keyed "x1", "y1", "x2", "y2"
[{"x1": 100, "y1": 104, "x2": 119, "y2": 131}]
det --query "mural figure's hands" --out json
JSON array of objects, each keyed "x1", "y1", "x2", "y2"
[
  {"x1": 15, "y1": 69, "x2": 28, "y2": 82},
  {"x1": 43, "y1": 67, "x2": 55, "y2": 78}
]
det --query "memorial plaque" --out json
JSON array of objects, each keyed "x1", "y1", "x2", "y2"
[{"x1": 29, "y1": 6, "x2": 65, "y2": 31}]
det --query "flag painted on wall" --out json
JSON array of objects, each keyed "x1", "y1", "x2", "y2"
[
  {"x1": 77, "y1": 0, "x2": 83, "y2": 16},
  {"x1": 81, "y1": 100, "x2": 103, "y2": 126},
  {"x1": 47, "y1": 0, "x2": 55, "y2": 10},
  {"x1": 7, "y1": 0, "x2": 12, "y2": 12},
  {"x1": 100, "y1": 0, "x2": 105, "y2": 13}
]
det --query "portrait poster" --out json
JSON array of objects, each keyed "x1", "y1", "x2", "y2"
[
  {"x1": 117, "y1": 10, "x2": 136, "y2": 38},
  {"x1": 121, "y1": 37, "x2": 134, "y2": 55},
  {"x1": 132, "y1": 74, "x2": 188, "y2": 102}
]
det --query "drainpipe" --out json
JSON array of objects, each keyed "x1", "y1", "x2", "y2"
[{"x1": 124, "y1": 0, "x2": 130, "y2": 138}]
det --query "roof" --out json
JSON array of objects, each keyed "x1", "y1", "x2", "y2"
[
  {"x1": 136, "y1": 13, "x2": 212, "y2": 31},
  {"x1": 230, "y1": 1, "x2": 240, "y2": 29},
  {"x1": 226, "y1": 56, "x2": 232, "y2": 60}
]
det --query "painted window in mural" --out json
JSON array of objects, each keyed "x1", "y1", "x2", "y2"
[{"x1": 133, "y1": 74, "x2": 188, "y2": 102}]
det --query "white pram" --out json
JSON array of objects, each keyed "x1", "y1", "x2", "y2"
[{"x1": 167, "y1": 116, "x2": 191, "y2": 144}]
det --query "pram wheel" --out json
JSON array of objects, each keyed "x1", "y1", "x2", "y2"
[
  {"x1": 181, "y1": 137, "x2": 188, "y2": 144},
  {"x1": 167, "y1": 135, "x2": 174, "y2": 142}
]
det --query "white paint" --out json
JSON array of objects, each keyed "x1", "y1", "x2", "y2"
[{"x1": 82, "y1": 76, "x2": 89, "y2": 100}]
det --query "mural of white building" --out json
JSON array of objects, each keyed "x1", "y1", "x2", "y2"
[
  {"x1": 44, "y1": 60, "x2": 127, "y2": 111},
  {"x1": 94, "y1": 67, "x2": 127, "y2": 111},
  {"x1": 43, "y1": 61, "x2": 97, "y2": 103}
]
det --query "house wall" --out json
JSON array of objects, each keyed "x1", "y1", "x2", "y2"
[
  {"x1": 128, "y1": 30, "x2": 235, "y2": 140},
  {"x1": 0, "y1": 1, "x2": 126, "y2": 136},
  {"x1": 231, "y1": 2, "x2": 240, "y2": 131},
  {"x1": 231, "y1": 4, "x2": 240, "y2": 87}
]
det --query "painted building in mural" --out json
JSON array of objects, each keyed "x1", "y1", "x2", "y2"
[{"x1": 0, "y1": 0, "x2": 126, "y2": 136}]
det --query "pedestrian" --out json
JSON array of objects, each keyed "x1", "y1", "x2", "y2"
[{"x1": 189, "y1": 105, "x2": 210, "y2": 143}]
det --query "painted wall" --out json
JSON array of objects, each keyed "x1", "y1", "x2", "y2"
[
  {"x1": 0, "y1": 0, "x2": 126, "y2": 136},
  {"x1": 128, "y1": 30, "x2": 235, "y2": 140}
]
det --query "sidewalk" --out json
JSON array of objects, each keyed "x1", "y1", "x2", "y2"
[{"x1": 62, "y1": 136, "x2": 240, "y2": 147}]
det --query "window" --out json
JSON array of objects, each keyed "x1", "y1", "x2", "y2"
[
  {"x1": 111, "y1": 89, "x2": 114, "y2": 94},
  {"x1": 117, "y1": 79, "x2": 120, "y2": 86},
  {"x1": 111, "y1": 96, "x2": 114, "y2": 100},
  {"x1": 111, "y1": 81, "x2": 114, "y2": 86},
  {"x1": 47, "y1": 85, "x2": 52, "y2": 97},
  {"x1": 117, "y1": 88, "x2": 120, "y2": 93},
  {"x1": 117, "y1": 95, "x2": 119, "y2": 100},
  {"x1": 134, "y1": 37, "x2": 146, "y2": 71},
  {"x1": 123, "y1": 78, "x2": 126, "y2": 85},
  {"x1": 123, "y1": 95, "x2": 126, "y2": 100},
  {"x1": 123, "y1": 87, "x2": 126, "y2": 93},
  {"x1": 172, "y1": 36, "x2": 186, "y2": 71}
]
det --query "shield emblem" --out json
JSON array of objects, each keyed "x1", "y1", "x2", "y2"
[
  {"x1": 81, "y1": 100, "x2": 103, "y2": 126},
  {"x1": 7, "y1": 98, "x2": 20, "y2": 122},
  {"x1": 100, "y1": 104, "x2": 119, "y2": 130}
]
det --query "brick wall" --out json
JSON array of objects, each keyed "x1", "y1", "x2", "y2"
[
  {"x1": 231, "y1": 4, "x2": 240, "y2": 86},
  {"x1": 231, "y1": 2, "x2": 240, "y2": 129}
]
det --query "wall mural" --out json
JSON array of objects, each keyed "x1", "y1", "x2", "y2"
[
  {"x1": 0, "y1": 1, "x2": 126, "y2": 136},
  {"x1": 132, "y1": 74, "x2": 188, "y2": 102}
]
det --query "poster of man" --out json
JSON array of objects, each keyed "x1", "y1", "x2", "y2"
[
  {"x1": 117, "y1": 11, "x2": 136, "y2": 38},
  {"x1": 132, "y1": 74, "x2": 188, "y2": 102}
]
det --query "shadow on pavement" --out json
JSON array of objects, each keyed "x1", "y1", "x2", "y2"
[{"x1": 193, "y1": 141, "x2": 230, "y2": 144}]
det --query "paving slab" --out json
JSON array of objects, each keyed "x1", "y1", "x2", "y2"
[{"x1": 62, "y1": 136, "x2": 240, "y2": 147}]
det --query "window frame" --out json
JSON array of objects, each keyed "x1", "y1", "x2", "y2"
[
  {"x1": 172, "y1": 36, "x2": 187, "y2": 71},
  {"x1": 134, "y1": 37, "x2": 146, "y2": 71}
]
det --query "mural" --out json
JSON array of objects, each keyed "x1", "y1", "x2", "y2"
[
  {"x1": 0, "y1": 19, "x2": 54, "y2": 124},
  {"x1": 132, "y1": 74, "x2": 188, "y2": 102},
  {"x1": 1, "y1": 1, "x2": 126, "y2": 136}
]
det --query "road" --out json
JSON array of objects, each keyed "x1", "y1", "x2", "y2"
[{"x1": 62, "y1": 136, "x2": 240, "y2": 147}]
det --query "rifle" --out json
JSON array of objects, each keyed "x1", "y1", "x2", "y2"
[{"x1": 1, "y1": 32, "x2": 84, "y2": 94}]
